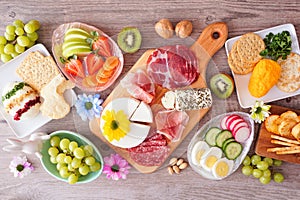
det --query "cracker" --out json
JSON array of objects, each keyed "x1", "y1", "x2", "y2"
[
  {"x1": 276, "y1": 52, "x2": 300, "y2": 93},
  {"x1": 40, "y1": 74, "x2": 71, "y2": 119},
  {"x1": 236, "y1": 32, "x2": 265, "y2": 64},
  {"x1": 16, "y1": 51, "x2": 60, "y2": 92}
]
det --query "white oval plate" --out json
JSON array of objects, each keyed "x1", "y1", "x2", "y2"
[{"x1": 187, "y1": 112, "x2": 254, "y2": 180}]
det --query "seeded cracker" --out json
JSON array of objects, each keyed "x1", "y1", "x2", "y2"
[{"x1": 16, "y1": 51, "x2": 60, "y2": 92}]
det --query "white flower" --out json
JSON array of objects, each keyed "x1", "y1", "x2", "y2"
[
  {"x1": 250, "y1": 101, "x2": 271, "y2": 123},
  {"x1": 9, "y1": 156, "x2": 34, "y2": 178}
]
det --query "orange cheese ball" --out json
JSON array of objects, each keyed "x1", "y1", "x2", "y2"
[{"x1": 248, "y1": 59, "x2": 281, "y2": 98}]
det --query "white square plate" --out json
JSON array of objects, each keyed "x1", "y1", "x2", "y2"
[
  {"x1": 0, "y1": 44, "x2": 76, "y2": 138},
  {"x1": 225, "y1": 24, "x2": 300, "y2": 108}
]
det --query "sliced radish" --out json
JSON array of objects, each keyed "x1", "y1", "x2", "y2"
[
  {"x1": 232, "y1": 121, "x2": 248, "y2": 137},
  {"x1": 234, "y1": 127, "x2": 250, "y2": 143},
  {"x1": 225, "y1": 115, "x2": 242, "y2": 130},
  {"x1": 229, "y1": 118, "x2": 244, "y2": 132},
  {"x1": 220, "y1": 116, "x2": 230, "y2": 129}
]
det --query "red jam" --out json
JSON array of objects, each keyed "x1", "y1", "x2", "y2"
[{"x1": 14, "y1": 96, "x2": 41, "y2": 121}]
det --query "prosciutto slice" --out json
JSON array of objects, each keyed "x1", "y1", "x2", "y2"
[
  {"x1": 155, "y1": 110, "x2": 189, "y2": 142},
  {"x1": 147, "y1": 45, "x2": 199, "y2": 89},
  {"x1": 120, "y1": 69, "x2": 155, "y2": 103}
]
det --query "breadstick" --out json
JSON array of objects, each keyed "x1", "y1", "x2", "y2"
[
  {"x1": 271, "y1": 134, "x2": 300, "y2": 145},
  {"x1": 277, "y1": 148, "x2": 300, "y2": 155},
  {"x1": 267, "y1": 146, "x2": 300, "y2": 152},
  {"x1": 271, "y1": 139, "x2": 297, "y2": 147}
]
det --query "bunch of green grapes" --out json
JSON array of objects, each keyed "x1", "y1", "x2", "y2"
[
  {"x1": 241, "y1": 154, "x2": 284, "y2": 184},
  {"x1": 48, "y1": 136, "x2": 101, "y2": 184},
  {"x1": 0, "y1": 19, "x2": 40, "y2": 63}
]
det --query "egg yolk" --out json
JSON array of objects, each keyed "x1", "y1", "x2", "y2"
[
  {"x1": 205, "y1": 156, "x2": 218, "y2": 168},
  {"x1": 196, "y1": 150, "x2": 206, "y2": 163},
  {"x1": 215, "y1": 161, "x2": 229, "y2": 177}
]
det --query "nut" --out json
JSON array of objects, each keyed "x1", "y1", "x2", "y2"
[
  {"x1": 155, "y1": 18, "x2": 174, "y2": 39},
  {"x1": 168, "y1": 166, "x2": 174, "y2": 175},
  {"x1": 179, "y1": 162, "x2": 188, "y2": 170},
  {"x1": 176, "y1": 158, "x2": 184, "y2": 166},
  {"x1": 169, "y1": 157, "x2": 178, "y2": 166},
  {"x1": 175, "y1": 20, "x2": 193, "y2": 38},
  {"x1": 172, "y1": 165, "x2": 180, "y2": 174}
]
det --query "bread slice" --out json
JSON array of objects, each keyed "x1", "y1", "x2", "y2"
[
  {"x1": 265, "y1": 114, "x2": 280, "y2": 134},
  {"x1": 278, "y1": 119, "x2": 298, "y2": 138},
  {"x1": 16, "y1": 51, "x2": 60, "y2": 92},
  {"x1": 276, "y1": 53, "x2": 300, "y2": 93},
  {"x1": 291, "y1": 123, "x2": 300, "y2": 141}
]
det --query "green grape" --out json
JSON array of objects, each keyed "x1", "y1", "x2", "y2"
[
  {"x1": 68, "y1": 164, "x2": 75, "y2": 172},
  {"x1": 15, "y1": 27, "x2": 25, "y2": 36},
  {"x1": 64, "y1": 156, "x2": 72, "y2": 164},
  {"x1": 79, "y1": 164, "x2": 90, "y2": 176},
  {"x1": 13, "y1": 19, "x2": 24, "y2": 28},
  {"x1": 56, "y1": 162, "x2": 67, "y2": 171},
  {"x1": 24, "y1": 23, "x2": 35, "y2": 34},
  {"x1": 4, "y1": 32, "x2": 15, "y2": 41},
  {"x1": 0, "y1": 36, "x2": 7, "y2": 45},
  {"x1": 11, "y1": 51, "x2": 20, "y2": 58},
  {"x1": 6, "y1": 25, "x2": 16, "y2": 35},
  {"x1": 74, "y1": 147, "x2": 85, "y2": 159},
  {"x1": 69, "y1": 141, "x2": 78, "y2": 152},
  {"x1": 251, "y1": 155, "x2": 261, "y2": 165},
  {"x1": 273, "y1": 159, "x2": 282, "y2": 167},
  {"x1": 71, "y1": 158, "x2": 81, "y2": 169},
  {"x1": 4, "y1": 44, "x2": 15, "y2": 54},
  {"x1": 90, "y1": 162, "x2": 101, "y2": 172},
  {"x1": 263, "y1": 169, "x2": 272, "y2": 177},
  {"x1": 259, "y1": 176, "x2": 271, "y2": 184},
  {"x1": 1, "y1": 53, "x2": 12, "y2": 63},
  {"x1": 59, "y1": 166, "x2": 70, "y2": 178},
  {"x1": 84, "y1": 156, "x2": 96, "y2": 166},
  {"x1": 28, "y1": 19, "x2": 40, "y2": 30},
  {"x1": 243, "y1": 155, "x2": 251, "y2": 166},
  {"x1": 15, "y1": 44, "x2": 25, "y2": 54},
  {"x1": 68, "y1": 173, "x2": 78, "y2": 184},
  {"x1": 50, "y1": 156, "x2": 58, "y2": 164},
  {"x1": 0, "y1": 44, "x2": 5, "y2": 54},
  {"x1": 48, "y1": 147, "x2": 59, "y2": 157},
  {"x1": 56, "y1": 153, "x2": 66, "y2": 163},
  {"x1": 50, "y1": 136, "x2": 60, "y2": 147},
  {"x1": 27, "y1": 32, "x2": 38, "y2": 42},
  {"x1": 256, "y1": 161, "x2": 269, "y2": 171},
  {"x1": 263, "y1": 157, "x2": 273, "y2": 166},
  {"x1": 273, "y1": 172, "x2": 284, "y2": 183},
  {"x1": 252, "y1": 169, "x2": 263, "y2": 178},
  {"x1": 242, "y1": 165, "x2": 253, "y2": 176},
  {"x1": 16, "y1": 36, "x2": 30, "y2": 47},
  {"x1": 59, "y1": 138, "x2": 70, "y2": 151},
  {"x1": 27, "y1": 40, "x2": 35, "y2": 48},
  {"x1": 84, "y1": 145, "x2": 93, "y2": 156}
]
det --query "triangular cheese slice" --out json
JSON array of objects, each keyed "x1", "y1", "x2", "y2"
[{"x1": 130, "y1": 101, "x2": 153, "y2": 123}]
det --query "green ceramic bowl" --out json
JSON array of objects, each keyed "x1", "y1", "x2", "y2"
[{"x1": 40, "y1": 130, "x2": 103, "y2": 184}]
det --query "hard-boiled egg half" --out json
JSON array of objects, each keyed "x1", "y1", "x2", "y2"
[
  {"x1": 191, "y1": 141, "x2": 210, "y2": 166},
  {"x1": 200, "y1": 147, "x2": 222, "y2": 172},
  {"x1": 212, "y1": 157, "x2": 234, "y2": 179}
]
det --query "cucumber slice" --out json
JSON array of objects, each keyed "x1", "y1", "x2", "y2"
[
  {"x1": 224, "y1": 142, "x2": 243, "y2": 160},
  {"x1": 215, "y1": 130, "x2": 233, "y2": 148},
  {"x1": 205, "y1": 127, "x2": 222, "y2": 146},
  {"x1": 222, "y1": 138, "x2": 236, "y2": 151}
]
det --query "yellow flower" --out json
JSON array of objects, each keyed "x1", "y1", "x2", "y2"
[{"x1": 102, "y1": 109, "x2": 130, "y2": 142}]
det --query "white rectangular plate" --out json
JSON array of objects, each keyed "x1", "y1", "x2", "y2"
[
  {"x1": 225, "y1": 24, "x2": 300, "y2": 108},
  {"x1": 0, "y1": 44, "x2": 76, "y2": 138}
]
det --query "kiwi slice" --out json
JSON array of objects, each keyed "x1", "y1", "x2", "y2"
[
  {"x1": 117, "y1": 27, "x2": 142, "y2": 53},
  {"x1": 210, "y1": 73, "x2": 234, "y2": 99}
]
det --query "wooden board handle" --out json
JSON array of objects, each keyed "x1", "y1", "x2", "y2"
[{"x1": 190, "y1": 22, "x2": 228, "y2": 80}]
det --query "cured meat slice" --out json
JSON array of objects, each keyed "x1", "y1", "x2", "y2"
[
  {"x1": 128, "y1": 133, "x2": 170, "y2": 166},
  {"x1": 120, "y1": 69, "x2": 155, "y2": 103},
  {"x1": 147, "y1": 45, "x2": 199, "y2": 89},
  {"x1": 155, "y1": 110, "x2": 189, "y2": 142}
]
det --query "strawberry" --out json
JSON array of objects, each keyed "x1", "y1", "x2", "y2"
[
  {"x1": 92, "y1": 36, "x2": 112, "y2": 57},
  {"x1": 85, "y1": 52, "x2": 105, "y2": 75},
  {"x1": 61, "y1": 57, "x2": 85, "y2": 78}
]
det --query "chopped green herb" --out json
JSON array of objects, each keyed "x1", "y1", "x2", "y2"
[{"x1": 259, "y1": 30, "x2": 292, "y2": 61}]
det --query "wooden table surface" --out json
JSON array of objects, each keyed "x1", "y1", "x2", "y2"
[{"x1": 0, "y1": 0, "x2": 300, "y2": 199}]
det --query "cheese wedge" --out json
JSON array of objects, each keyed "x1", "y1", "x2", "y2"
[{"x1": 130, "y1": 101, "x2": 153, "y2": 123}]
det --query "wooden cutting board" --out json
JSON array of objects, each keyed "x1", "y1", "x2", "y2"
[
  {"x1": 89, "y1": 22, "x2": 228, "y2": 173},
  {"x1": 255, "y1": 105, "x2": 300, "y2": 164}
]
